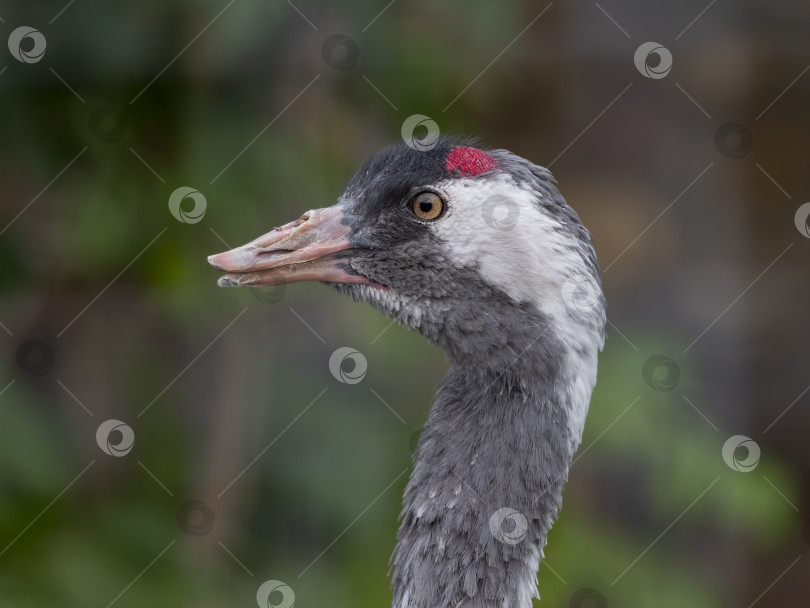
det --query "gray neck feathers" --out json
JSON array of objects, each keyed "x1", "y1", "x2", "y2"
[{"x1": 391, "y1": 303, "x2": 581, "y2": 608}]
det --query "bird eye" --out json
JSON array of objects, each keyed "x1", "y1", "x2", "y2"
[{"x1": 411, "y1": 191, "x2": 445, "y2": 221}]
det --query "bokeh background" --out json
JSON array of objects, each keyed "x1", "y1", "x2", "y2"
[{"x1": 1, "y1": 0, "x2": 809, "y2": 606}]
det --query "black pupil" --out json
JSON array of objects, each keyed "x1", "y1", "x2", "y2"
[{"x1": 419, "y1": 200, "x2": 434, "y2": 213}]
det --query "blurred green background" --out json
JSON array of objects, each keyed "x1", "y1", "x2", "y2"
[{"x1": 1, "y1": 1, "x2": 808, "y2": 606}]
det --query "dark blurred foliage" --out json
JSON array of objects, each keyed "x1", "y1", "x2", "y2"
[{"x1": 1, "y1": 1, "x2": 809, "y2": 607}]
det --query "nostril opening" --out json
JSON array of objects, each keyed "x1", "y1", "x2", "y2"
[{"x1": 257, "y1": 249, "x2": 295, "y2": 258}]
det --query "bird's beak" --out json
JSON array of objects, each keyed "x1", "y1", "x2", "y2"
[{"x1": 208, "y1": 204, "x2": 369, "y2": 288}]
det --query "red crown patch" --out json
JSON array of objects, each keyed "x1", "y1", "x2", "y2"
[{"x1": 445, "y1": 146, "x2": 497, "y2": 177}]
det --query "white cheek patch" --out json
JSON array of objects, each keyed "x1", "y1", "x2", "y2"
[
  {"x1": 433, "y1": 177, "x2": 577, "y2": 318},
  {"x1": 431, "y1": 175, "x2": 604, "y2": 445}
]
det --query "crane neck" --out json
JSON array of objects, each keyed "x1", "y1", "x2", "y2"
[{"x1": 391, "y1": 316, "x2": 590, "y2": 608}]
